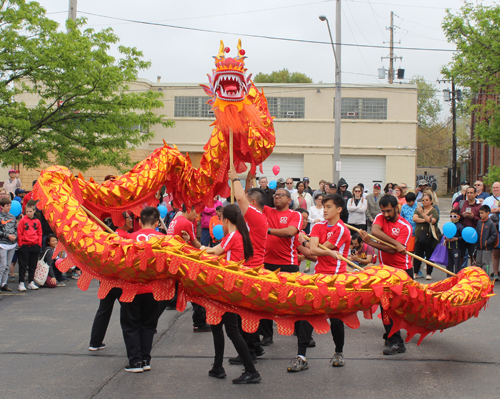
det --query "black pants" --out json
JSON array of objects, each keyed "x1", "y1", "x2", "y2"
[
  {"x1": 382, "y1": 268, "x2": 413, "y2": 346},
  {"x1": 211, "y1": 312, "x2": 257, "y2": 374},
  {"x1": 192, "y1": 303, "x2": 207, "y2": 327},
  {"x1": 18, "y1": 244, "x2": 40, "y2": 283},
  {"x1": 119, "y1": 293, "x2": 159, "y2": 365},
  {"x1": 413, "y1": 240, "x2": 435, "y2": 275},
  {"x1": 258, "y1": 263, "x2": 300, "y2": 339},
  {"x1": 447, "y1": 248, "x2": 461, "y2": 274},
  {"x1": 297, "y1": 319, "x2": 344, "y2": 357},
  {"x1": 89, "y1": 288, "x2": 122, "y2": 347}
]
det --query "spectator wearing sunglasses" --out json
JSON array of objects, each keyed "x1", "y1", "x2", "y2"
[
  {"x1": 474, "y1": 181, "x2": 490, "y2": 203},
  {"x1": 346, "y1": 186, "x2": 367, "y2": 231},
  {"x1": 444, "y1": 209, "x2": 465, "y2": 274}
]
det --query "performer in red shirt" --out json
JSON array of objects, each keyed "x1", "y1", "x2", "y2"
[
  {"x1": 167, "y1": 204, "x2": 207, "y2": 332},
  {"x1": 167, "y1": 205, "x2": 201, "y2": 249},
  {"x1": 288, "y1": 194, "x2": 350, "y2": 373},
  {"x1": 119, "y1": 207, "x2": 162, "y2": 373},
  {"x1": 202, "y1": 204, "x2": 261, "y2": 384},
  {"x1": 259, "y1": 188, "x2": 303, "y2": 346},
  {"x1": 359, "y1": 194, "x2": 413, "y2": 356}
]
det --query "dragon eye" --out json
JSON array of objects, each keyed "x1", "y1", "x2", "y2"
[
  {"x1": 224, "y1": 47, "x2": 230, "y2": 53},
  {"x1": 239, "y1": 49, "x2": 245, "y2": 55}
]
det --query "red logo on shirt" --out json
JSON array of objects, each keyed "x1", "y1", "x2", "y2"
[
  {"x1": 327, "y1": 231, "x2": 333, "y2": 239},
  {"x1": 391, "y1": 227, "x2": 400, "y2": 236},
  {"x1": 280, "y1": 216, "x2": 288, "y2": 224}
]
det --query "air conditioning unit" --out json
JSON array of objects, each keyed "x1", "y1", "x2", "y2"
[
  {"x1": 346, "y1": 112, "x2": 357, "y2": 118},
  {"x1": 208, "y1": 110, "x2": 214, "y2": 115},
  {"x1": 286, "y1": 111, "x2": 295, "y2": 116}
]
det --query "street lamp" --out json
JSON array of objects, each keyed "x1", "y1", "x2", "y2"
[{"x1": 319, "y1": 11, "x2": 342, "y2": 184}]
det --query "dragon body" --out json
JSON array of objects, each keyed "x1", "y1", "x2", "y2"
[{"x1": 33, "y1": 41, "x2": 494, "y2": 342}]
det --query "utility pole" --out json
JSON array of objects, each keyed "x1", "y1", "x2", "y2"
[
  {"x1": 68, "y1": 0, "x2": 77, "y2": 30},
  {"x1": 451, "y1": 78, "x2": 457, "y2": 191},
  {"x1": 438, "y1": 78, "x2": 461, "y2": 192},
  {"x1": 381, "y1": 11, "x2": 402, "y2": 84},
  {"x1": 319, "y1": 1, "x2": 342, "y2": 184},
  {"x1": 389, "y1": 11, "x2": 394, "y2": 84},
  {"x1": 333, "y1": 0, "x2": 341, "y2": 184}
]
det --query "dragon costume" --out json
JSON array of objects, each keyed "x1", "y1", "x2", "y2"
[{"x1": 33, "y1": 40, "x2": 494, "y2": 342}]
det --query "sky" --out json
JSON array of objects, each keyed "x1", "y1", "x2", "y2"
[{"x1": 41, "y1": 0, "x2": 497, "y2": 118}]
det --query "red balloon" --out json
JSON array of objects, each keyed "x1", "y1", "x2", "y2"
[
  {"x1": 272, "y1": 165, "x2": 280, "y2": 176},
  {"x1": 55, "y1": 259, "x2": 63, "y2": 268}
]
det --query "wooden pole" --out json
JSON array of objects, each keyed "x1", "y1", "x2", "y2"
[
  {"x1": 344, "y1": 223, "x2": 457, "y2": 277},
  {"x1": 230, "y1": 128, "x2": 234, "y2": 204},
  {"x1": 81, "y1": 205, "x2": 116, "y2": 235},
  {"x1": 304, "y1": 236, "x2": 364, "y2": 272}
]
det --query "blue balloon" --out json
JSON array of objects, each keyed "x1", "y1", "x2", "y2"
[
  {"x1": 269, "y1": 180, "x2": 277, "y2": 189},
  {"x1": 442, "y1": 222, "x2": 457, "y2": 239},
  {"x1": 462, "y1": 226, "x2": 478, "y2": 244},
  {"x1": 10, "y1": 201, "x2": 21, "y2": 217},
  {"x1": 158, "y1": 205, "x2": 168, "y2": 218},
  {"x1": 213, "y1": 224, "x2": 224, "y2": 240}
]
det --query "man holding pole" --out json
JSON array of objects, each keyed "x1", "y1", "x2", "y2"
[
  {"x1": 287, "y1": 193, "x2": 350, "y2": 372},
  {"x1": 358, "y1": 194, "x2": 413, "y2": 356}
]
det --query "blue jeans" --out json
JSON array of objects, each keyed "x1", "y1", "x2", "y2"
[{"x1": 201, "y1": 228, "x2": 211, "y2": 247}]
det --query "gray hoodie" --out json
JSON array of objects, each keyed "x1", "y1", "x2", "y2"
[{"x1": 0, "y1": 211, "x2": 18, "y2": 246}]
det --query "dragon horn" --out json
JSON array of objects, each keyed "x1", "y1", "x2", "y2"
[
  {"x1": 217, "y1": 40, "x2": 225, "y2": 59},
  {"x1": 237, "y1": 39, "x2": 242, "y2": 53}
]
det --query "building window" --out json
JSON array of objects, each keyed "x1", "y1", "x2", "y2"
[
  {"x1": 267, "y1": 97, "x2": 305, "y2": 119},
  {"x1": 174, "y1": 97, "x2": 214, "y2": 118},
  {"x1": 340, "y1": 98, "x2": 387, "y2": 120}
]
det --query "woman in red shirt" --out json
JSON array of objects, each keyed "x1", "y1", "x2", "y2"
[{"x1": 202, "y1": 204, "x2": 261, "y2": 384}]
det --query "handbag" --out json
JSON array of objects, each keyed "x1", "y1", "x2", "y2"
[
  {"x1": 429, "y1": 237, "x2": 448, "y2": 266},
  {"x1": 34, "y1": 249, "x2": 51, "y2": 286}
]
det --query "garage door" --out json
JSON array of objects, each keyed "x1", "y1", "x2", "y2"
[
  {"x1": 259, "y1": 154, "x2": 304, "y2": 181},
  {"x1": 338, "y1": 156, "x2": 386, "y2": 190}
]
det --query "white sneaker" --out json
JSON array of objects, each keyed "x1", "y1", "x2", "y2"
[
  {"x1": 18, "y1": 282, "x2": 27, "y2": 292},
  {"x1": 425, "y1": 275, "x2": 432, "y2": 280},
  {"x1": 27, "y1": 281, "x2": 39, "y2": 290}
]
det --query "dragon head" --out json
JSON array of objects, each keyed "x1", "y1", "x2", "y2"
[{"x1": 201, "y1": 39, "x2": 253, "y2": 111}]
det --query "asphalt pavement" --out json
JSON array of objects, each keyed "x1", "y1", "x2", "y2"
[{"x1": 1, "y1": 199, "x2": 499, "y2": 399}]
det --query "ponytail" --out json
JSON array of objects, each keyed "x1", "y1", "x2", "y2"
[{"x1": 222, "y1": 204, "x2": 254, "y2": 261}]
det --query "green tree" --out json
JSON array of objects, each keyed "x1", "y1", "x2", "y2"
[
  {"x1": 410, "y1": 75, "x2": 442, "y2": 128},
  {"x1": 410, "y1": 75, "x2": 447, "y2": 166},
  {"x1": 0, "y1": 0, "x2": 173, "y2": 171},
  {"x1": 254, "y1": 69, "x2": 313, "y2": 83},
  {"x1": 442, "y1": 2, "x2": 500, "y2": 148}
]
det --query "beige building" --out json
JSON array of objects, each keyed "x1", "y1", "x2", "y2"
[
  {"x1": 5, "y1": 80, "x2": 418, "y2": 192},
  {"x1": 145, "y1": 80, "x2": 418, "y2": 190}
]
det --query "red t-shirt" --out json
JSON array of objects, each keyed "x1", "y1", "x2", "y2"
[
  {"x1": 129, "y1": 228, "x2": 165, "y2": 294},
  {"x1": 372, "y1": 214, "x2": 412, "y2": 270},
  {"x1": 310, "y1": 220, "x2": 351, "y2": 274},
  {"x1": 263, "y1": 206, "x2": 302, "y2": 266},
  {"x1": 244, "y1": 205, "x2": 268, "y2": 268},
  {"x1": 167, "y1": 215, "x2": 196, "y2": 242},
  {"x1": 221, "y1": 231, "x2": 245, "y2": 262}
]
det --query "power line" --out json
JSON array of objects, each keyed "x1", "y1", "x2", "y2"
[
  {"x1": 78, "y1": 10, "x2": 456, "y2": 53},
  {"x1": 347, "y1": 0, "x2": 460, "y2": 11}
]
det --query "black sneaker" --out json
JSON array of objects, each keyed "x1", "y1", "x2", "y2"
[
  {"x1": 193, "y1": 323, "x2": 212, "y2": 333},
  {"x1": 1, "y1": 285, "x2": 12, "y2": 292},
  {"x1": 142, "y1": 360, "x2": 151, "y2": 371},
  {"x1": 228, "y1": 353, "x2": 257, "y2": 365},
  {"x1": 232, "y1": 371, "x2": 261, "y2": 384},
  {"x1": 208, "y1": 366, "x2": 226, "y2": 379},
  {"x1": 260, "y1": 336, "x2": 273, "y2": 346},
  {"x1": 307, "y1": 338, "x2": 316, "y2": 347},
  {"x1": 383, "y1": 343, "x2": 406, "y2": 355},
  {"x1": 287, "y1": 356, "x2": 308, "y2": 372},
  {"x1": 255, "y1": 348, "x2": 266, "y2": 357},
  {"x1": 124, "y1": 362, "x2": 143, "y2": 373}
]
